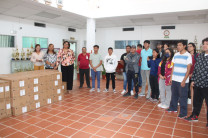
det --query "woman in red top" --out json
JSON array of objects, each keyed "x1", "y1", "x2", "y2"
[
  {"x1": 54, "y1": 41, "x2": 75, "y2": 91},
  {"x1": 187, "y1": 42, "x2": 198, "y2": 105}
]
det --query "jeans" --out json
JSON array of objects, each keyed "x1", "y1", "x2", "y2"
[
  {"x1": 91, "y1": 69, "x2": 100, "y2": 89},
  {"x1": 123, "y1": 72, "x2": 133, "y2": 91},
  {"x1": 140, "y1": 70, "x2": 151, "y2": 97},
  {"x1": 127, "y1": 70, "x2": 139, "y2": 94},
  {"x1": 169, "y1": 81, "x2": 188, "y2": 116},
  {"x1": 106, "y1": 73, "x2": 115, "y2": 89},
  {"x1": 138, "y1": 66, "x2": 142, "y2": 87}
]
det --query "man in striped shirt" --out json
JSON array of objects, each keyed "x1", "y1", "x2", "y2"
[{"x1": 166, "y1": 40, "x2": 192, "y2": 119}]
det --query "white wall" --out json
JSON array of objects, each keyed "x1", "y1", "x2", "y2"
[
  {"x1": 93, "y1": 23, "x2": 208, "y2": 60},
  {"x1": 0, "y1": 15, "x2": 82, "y2": 74}
]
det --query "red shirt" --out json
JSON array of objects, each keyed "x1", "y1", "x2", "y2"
[
  {"x1": 136, "y1": 49, "x2": 142, "y2": 66},
  {"x1": 78, "y1": 53, "x2": 90, "y2": 69},
  {"x1": 190, "y1": 54, "x2": 198, "y2": 75}
]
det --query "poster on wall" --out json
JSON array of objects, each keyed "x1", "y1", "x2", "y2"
[{"x1": 22, "y1": 36, "x2": 48, "y2": 48}]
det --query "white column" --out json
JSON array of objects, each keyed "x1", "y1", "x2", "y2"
[{"x1": 86, "y1": 18, "x2": 96, "y2": 53}]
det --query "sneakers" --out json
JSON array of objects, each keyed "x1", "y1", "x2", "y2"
[
  {"x1": 153, "y1": 99, "x2": 159, "y2": 103},
  {"x1": 130, "y1": 90, "x2": 134, "y2": 96},
  {"x1": 97, "y1": 88, "x2": 100, "y2": 92},
  {"x1": 123, "y1": 92, "x2": 131, "y2": 97},
  {"x1": 103, "y1": 88, "x2": 109, "y2": 92},
  {"x1": 113, "y1": 89, "x2": 116, "y2": 93},
  {"x1": 188, "y1": 98, "x2": 191, "y2": 104},
  {"x1": 138, "y1": 93, "x2": 145, "y2": 97},
  {"x1": 134, "y1": 93, "x2": 138, "y2": 99},
  {"x1": 166, "y1": 109, "x2": 177, "y2": 113},
  {"x1": 157, "y1": 103, "x2": 163, "y2": 108},
  {"x1": 178, "y1": 114, "x2": 187, "y2": 119},
  {"x1": 121, "y1": 90, "x2": 126, "y2": 95},
  {"x1": 90, "y1": 88, "x2": 95, "y2": 92},
  {"x1": 184, "y1": 115, "x2": 198, "y2": 122},
  {"x1": 161, "y1": 104, "x2": 169, "y2": 109},
  {"x1": 79, "y1": 86, "x2": 83, "y2": 88}
]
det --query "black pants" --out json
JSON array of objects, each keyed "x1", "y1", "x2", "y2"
[
  {"x1": 61, "y1": 65, "x2": 74, "y2": 90},
  {"x1": 187, "y1": 80, "x2": 192, "y2": 99},
  {"x1": 79, "y1": 68, "x2": 90, "y2": 87},
  {"x1": 192, "y1": 87, "x2": 208, "y2": 121},
  {"x1": 106, "y1": 73, "x2": 115, "y2": 89},
  {"x1": 149, "y1": 75, "x2": 159, "y2": 99},
  {"x1": 127, "y1": 70, "x2": 139, "y2": 94}
]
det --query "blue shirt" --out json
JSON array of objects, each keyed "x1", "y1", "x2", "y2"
[
  {"x1": 148, "y1": 58, "x2": 161, "y2": 76},
  {"x1": 141, "y1": 48, "x2": 153, "y2": 70}
]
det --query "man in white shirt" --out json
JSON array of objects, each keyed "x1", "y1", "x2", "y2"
[
  {"x1": 167, "y1": 40, "x2": 192, "y2": 119},
  {"x1": 103, "y1": 47, "x2": 118, "y2": 93}
]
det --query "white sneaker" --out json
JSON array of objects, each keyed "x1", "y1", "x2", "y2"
[
  {"x1": 103, "y1": 88, "x2": 108, "y2": 92},
  {"x1": 121, "y1": 90, "x2": 126, "y2": 95},
  {"x1": 157, "y1": 103, "x2": 163, "y2": 108},
  {"x1": 90, "y1": 88, "x2": 95, "y2": 92},
  {"x1": 130, "y1": 90, "x2": 134, "y2": 96},
  {"x1": 113, "y1": 89, "x2": 116, "y2": 93},
  {"x1": 188, "y1": 98, "x2": 191, "y2": 104},
  {"x1": 138, "y1": 93, "x2": 145, "y2": 97},
  {"x1": 161, "y1": 104, "x2": 169, "y2": 109},
  {"x1": 97, "y1": 88, "x2": 100, "y2": 92}
]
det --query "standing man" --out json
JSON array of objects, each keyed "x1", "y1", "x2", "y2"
[
  {"x1": 123, "y1": 45, "x2": 140, "y2": 99},
  {"x1": 139, "y1": 40, "x2": 153, "y2": 99},
  {"x1": 137, "y1": 44, "x2": 142, "y2": 87},
  {"x1": 167, "y1": 41, "x2": 192, "y2": 119},
  {"x1": 77, "y1": 47, "x2": 91, "y2": 88},
  {"x1": 89, "y1": 45, "x2": 102, "y2": 92},
  {"x1": 185, "y1": 37, "x2": 208, "y2": 128},
  {"x1": 156, "y1": 43, "x2": 164, "y2": 58},
  {"x1": 103, "y1": 47, "x2": 118, "y2": 93},
  {"x1": 120, "y1": 45, "x2": 134, "y2": 95}
]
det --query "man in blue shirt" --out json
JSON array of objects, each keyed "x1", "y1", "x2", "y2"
[{"x1": 139, "y1": 40, "x2": 153, "y2": 99}]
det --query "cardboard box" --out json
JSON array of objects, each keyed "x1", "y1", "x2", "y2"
[
  {"x1": 11, "y1": 95, "x2": 30, "y2": 107},
  {"x1": 62, "y1": 81, "x2": 67, "y2": 94},
  {"x1": 5, "y1": 98, "x2": 12, "y2": 116},
  {"x1": 0, "y1": 80, "x2": 10, "y2": 99},
  {"x1": 53, "y1": 94, "x2": 64, "y2": 103},
  {"x1": 0, "y1": 99, "x2": 5, "y2": 110},
  {"x1": 12, "y1": 105, "x2": 30, "y2": 116}
]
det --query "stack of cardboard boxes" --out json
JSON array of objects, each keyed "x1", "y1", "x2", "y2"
[
  {"x1": 0, "y1": 70, "x2": 64, "y2": 116},
  {"x1": 0, "y1": 80, "x2": 11, "y2": 119}
]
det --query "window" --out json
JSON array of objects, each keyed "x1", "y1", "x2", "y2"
[
  {"x1": 22, "y1": 36, "x2": 48, "y2": 48},
  {"x1": 0, "y1": 34, "x2": 15, "y2": 48},
  {"x1": 115, "y1": 40, "x2": 140, "y2": 49}
]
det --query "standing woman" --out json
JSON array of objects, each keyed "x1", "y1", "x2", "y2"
[
  {"x1": 31, "y1": 44, "x2": 44, "y2": 70},
  {"x1": 43, "y1": 44, "x2": 57, "y2": 69},
  {"x1": 54, "y1": 41, "x2": 75, "y2": 91}
]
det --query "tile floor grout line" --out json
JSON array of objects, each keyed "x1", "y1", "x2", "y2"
[
  {"x1": 48, "y1": 91, "x2": 122, "y2": 137},
  {"x1": 151, "y1": 105, "x2": 166, "y2": 138},
  {"x1": 109, "y1": 96, "x2": 147, "y2": 138},
  {"x1": 171, "y1": 113, "x2": 178, "y2": 138},
  {"x1": 69, "y1": 92, "x2": 129, "y2": 138},
  {"x1": 132, "y1": 100, "x2": 158, "y2": 137}
]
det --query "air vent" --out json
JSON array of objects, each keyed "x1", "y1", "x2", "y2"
[
  {"x1": 161, "y1": 26, "x2": 175, "y2": 29},
  {"x1": 34, "y1": 22, "x2": 46, "y2": 28},
  {"x1": 68, "y1": 28, "x2": 76, "y2": 32},
  {"x1": 123, "y1": 27, "x2": 134, "y2": 31}
]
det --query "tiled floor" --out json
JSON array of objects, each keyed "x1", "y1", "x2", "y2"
[{"x1": 0, "y1": 80, "x2": 207, "y2": 138}]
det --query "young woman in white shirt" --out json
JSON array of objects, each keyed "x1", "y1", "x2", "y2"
[{"x1": 30, "y1": 44, "x2": 44, "y2": 70}]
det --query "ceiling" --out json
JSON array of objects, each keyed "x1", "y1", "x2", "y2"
[{"x1": 0, "y1": 0, "x2": 207, "y2": 29}]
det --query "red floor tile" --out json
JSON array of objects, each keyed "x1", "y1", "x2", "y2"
[
  {"x1": 58, "y1": 127, "x2": 77, "y2": 137},
  {"x1": 33, "y1": 129, "x2": 54, "y2": 137}
]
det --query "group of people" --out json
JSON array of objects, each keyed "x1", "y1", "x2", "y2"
[{"x1": 30, "y1": 37, "x2": 208, "y2": 128}]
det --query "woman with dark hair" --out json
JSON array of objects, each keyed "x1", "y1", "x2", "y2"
[
  {"x1": 147, "y1": 49, "x2": 162, "y2": 102},
  {"x1": 43, "y1": 44, "x2": 57, "y2": 69},
  {"x1": 158, "y1": 48, "x2": 174, "y2": 109},
  {"x1": 187, "y1": 42, "x2": 198, "y2": 105},
  {"x1": 54, "y1": 41, "x2": 75, "y2": 91},
  {"x1": 30, "y1": 44, "x2": 44, "y2": 70},
  {"x1": 161, "y1": 43, "x2": 169, "y2": 58}
]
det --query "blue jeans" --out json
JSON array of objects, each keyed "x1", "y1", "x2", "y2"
[
  {"x1": 138, "y1": 66, "x2": 142, "y2": 87},
  {"x1": 91, "y1": 69, "x2": 100, "y2": 89},
  {"x1": 169, "y1": 81, "x2": 188, "y2": 116},
  {"x1": 123, "y1": 72, "x2": 133, "y2": 90}
]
